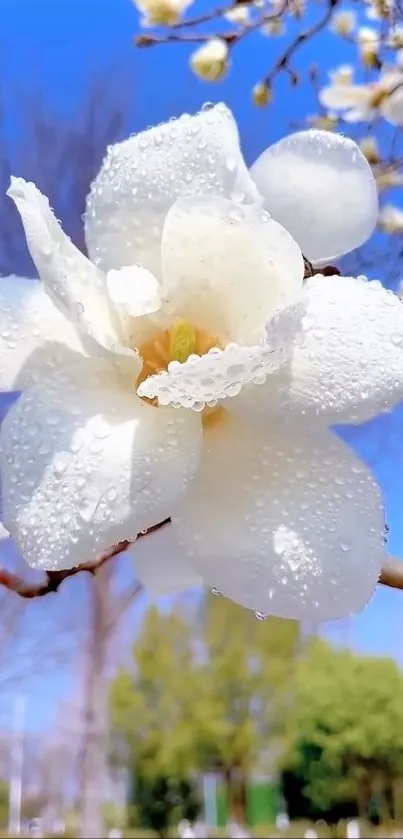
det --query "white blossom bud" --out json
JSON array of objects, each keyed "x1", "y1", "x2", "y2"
[
  {"x1": 134, "y1": 0, "x2": 192, "y2": 24},
  {"x1": 379, "y1": 204, "x2": 403, "y2": 233},
  {"x1": 359, "y1": 137, "x2": 380, "y2": 164},
  {"x1": 252, "y1": 81, "x2": 272, "y2": 106},
  {"x1": 331, "y1": 10, "x2": 356, "y2": 37},
  {"x1": 190, "y1": 38, "x2": 229, "y2": 81},
  {"x1": 224, "y1": 4, "x2": 250, "y2": 24}
]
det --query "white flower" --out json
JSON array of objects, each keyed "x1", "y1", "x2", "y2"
[
  {"x1": 261, "y1": 18, "x2": 285, "y2": 36},
  {"x1": 358, "y1": 137, "x2": 380, "y2": 164},
  {"x1": 379, "y1": 203, "x2": 403, "y2": 233},
  {"x1": 331, "y1": 10, "x2": 356, "y2": 37},
  {"x1": 133, "y1": 0, "x2": 192, "y2": 25},
  {"x1": 376, "y1": 168, "x2": 403, "y2": 190},
  {"x1": 224, "y1": 4, "x2": 250, "y2": 24},
  {"x1": 190, "y1": 39, "x2": 229, "y2": 81},
  {"x1": 357, "y1": 26, "x2": 380, "y2": 67},
  {"x1": 2, "y1": 104, "x2": 403, "y2": 624},
  {"x1": 388, "y1": 26, "x2": 403, "y2": 49},
  {"x1": 365, "y1": 0, "x2": 392, "y2": 20},
  {"x1": 329, "y1": 65, "x2": 355, "y2": 86},
  {"x1": 319, "y1": 71, "x2": 403, "y2": 125}
]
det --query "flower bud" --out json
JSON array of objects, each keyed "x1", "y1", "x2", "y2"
[
  {"x1": 252, "y1": 81, "x2": 272, "y2": 107},
  {"x1": 190, "y1": 38, "x2": 229, "y2": 81}
]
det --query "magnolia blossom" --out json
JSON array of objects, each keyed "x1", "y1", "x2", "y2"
[
  {"x1": 331, "y1": 9, "x2": 356, "y2": 37},
  {"x1": 190, "y1": 39, "x2": 229, "y2": 81},
  {"x1": 2, "y1": 104, "x2": 403, "y2": 624},
  {"x1": 132, "y1": 0, "x2": 192, "y2": 25},
  {"x1": 320, "y1": 70, "x2": 403, "y2": 124},
  {"x1": 379, "y1": 204, "x2": 403, "y2": 233}
]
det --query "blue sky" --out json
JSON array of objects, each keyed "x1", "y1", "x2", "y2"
[{"x1": 1, "y1": 0, "x2": 403, "y2": 731}]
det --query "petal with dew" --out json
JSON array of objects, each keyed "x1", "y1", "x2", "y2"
[
  {"x1": 0, "y1": 365, "x2": 202, "y2": 570},
  {"x1": 133, "y1": 521, "x2": 203, "y2": 596},
  {"x1": 137, "y1": 297, "x2": 304, "y2": 409},
  {"x1": 8, "y1": 178, "x2": 124, "y2": 355},
  {"x1": 84, "y1": 103, "x2": 260, "y2": 277},
  {"x1": 0, "y1": 276, "x2": 86, "y2": 391},
  {"x1": 231, "y1": 274, "x2": 403, "y2": 425},
  {"x1": 250, "y1": 129, "x2": 378, "y2": 263},
  {"x1": 161, "y1": 196, "x2": 304, "y2": 343},
  {"x1": 171, "y1": 414, "x2": 385, "y2": 623}
]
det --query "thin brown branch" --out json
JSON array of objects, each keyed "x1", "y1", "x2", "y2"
[
  {"x1": 379, "y1": 558, "x2": 403, "y2": 591},
  {"x1": 0, "y1": 518, "x2": 172, "y2": 600},
  {"x1": 136, "y1": 0, "x2": 289, "y2": 49},
  {"x1": 264, "y1": 0, "x2": 337, "y2": 86},
  {"x1": 0, "y1": 540, "x2": 132, "y2": 599}
]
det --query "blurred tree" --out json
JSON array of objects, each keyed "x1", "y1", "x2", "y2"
[
  {"x1": 194, "y1": 595, "x2": 299, "y2": 823},
  {"x1": 132, "y1": 773, "x2": 201, "y2": 837},
  {"x1": 110, "y1": 606, "x2": 202, "y2": 779},
  {"x1": 110, "y1": 596, "x2": 299, "y2": 825},
  {"x1": 0, "y1": 781, "x2": 9, "y2": 828},
  {"x1": 281, "y1": 639, "x2": 403, "y2": 821}
]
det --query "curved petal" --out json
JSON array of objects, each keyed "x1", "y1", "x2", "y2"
[
  {"x1": 84, "y1": 103, "x2": 260, "y2": 277},
  {"x1": 250, "y1": 129, "x2": 378, "y2": 263},
  {"x1": 171, "y1": 414, "x2": 385, "y2": 623},
  {"x1": 231, "y1": 274, "x2": 403, "y2": 424},
  {"x1": 0, "y1": 367, "x2": 202, "y2": 570},
  {"x1": 106, "y1": 265, "x2": 161, "y2": 319},
  {"x1": 132, "y1": 522, "x2": 203, "y2": 596},
  {"x1": 8, "y1": 178, "x2": 124, "y2": 354},
  {"x1": 0, "y1": 276, "x2": 86, "y2": 391},
  {"x1": 161, "y1": 196, "x2": 304, "y2": 343},
  {"x1": 137, "y1": 298, "x2": 304, "y2": 409}
]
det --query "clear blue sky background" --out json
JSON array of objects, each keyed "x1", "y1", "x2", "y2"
[{"x1": 1, "y1": 0, "x2": 403, "y2": 732}]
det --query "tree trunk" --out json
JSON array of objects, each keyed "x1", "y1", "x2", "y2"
[
  {"x1": 78, "y1": 567, "x2": 110, "y2": 838},
  {"x1": 224, "y1": 766, "x2": 248, "y2": 827}
]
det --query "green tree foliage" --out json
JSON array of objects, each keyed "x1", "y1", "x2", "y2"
[
  {"x1": 131, "y1": 774, "x2": 201, "y2": 837},
  {"x1": 110, "y1": 596, "x2": 299, "y2": 822},
  {"x1": 281, "y1": 639, "x2": 403, "y2": 821}
]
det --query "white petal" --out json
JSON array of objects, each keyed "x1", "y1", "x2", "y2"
[
  {"x1": 161, "y1": 196, "x2": 303, "y2": 343},
  {"x1": 84, "y1": 103, "x2": 260, "y2": 276},
  {"x1": 132, "y1": 521, "x2": 203, "y2": 596},
  {"x1": 171, "y1": 415, "x2": 385, "y2": 622},
  {"x1": 137, "y1": 299, "x2": 304, "y2": 409},
  {"x1": 250, "y1": 129, "x2": 378, "y2": 263},
  {"x1": 0, "y1": 367, "x2": 202, "y2": 570},
  {"x1": 0, "y1": 276, "x2": 86, "y2": 391},
  {"x1": 8, "y1": 178, "x2": 123, "y2": 353},
  {"x1": 232, "y1": 275, "x2": 403, "y2": 424},
  {"x1": 106, "y1": 265, "x2": 161, "y2": 318},
  {"x1": 319, "y1": 84, "x2": 371, "y2": 110}
]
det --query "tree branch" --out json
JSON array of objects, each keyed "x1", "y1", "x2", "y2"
[
  {"x1": 379, "y1": 558, "x2": 403, "y2": 591},
  {"x1": 0, "y1": 517, "x2": 401, "y2": 597},
  {"x1": 0, "y1": 518, "x2": 171, "y2": 600}
]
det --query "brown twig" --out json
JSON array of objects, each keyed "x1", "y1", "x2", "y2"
[
  {"x1": 0, "y1": 516, "x2": 401, "y2": 597},
  {"x1": 0, "y1": 518, "x2": 171, "y2": 600},
  {"x1": 379, "y1": 559, "x2": 403, "y2": 591}
]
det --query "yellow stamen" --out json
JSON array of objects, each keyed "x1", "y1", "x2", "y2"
[{"x1": 137, "y1": 318, "x2": 226, "y2": 428}]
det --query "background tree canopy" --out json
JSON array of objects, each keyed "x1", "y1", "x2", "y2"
[{"x1": 109, "y1": 597, "x2": 403, "y2": 826}]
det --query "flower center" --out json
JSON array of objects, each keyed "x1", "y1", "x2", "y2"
[{"x1": 137, "y1": 319, "x2": 225, "y2": 427}]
